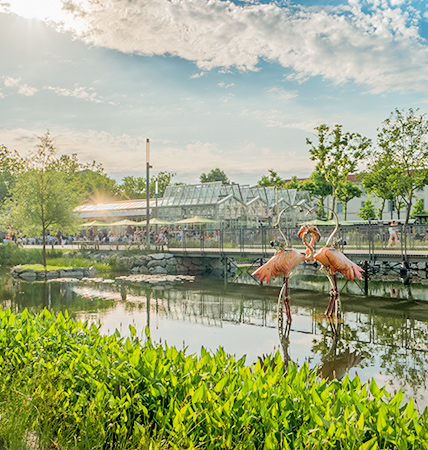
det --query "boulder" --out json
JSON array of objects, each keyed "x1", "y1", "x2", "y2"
[
  {"x1": 88, "y1": 266, "x2": 97, "y2": 277},
  {"x1": 147, "y1": 259, "x2": 167, "y2": 268},
  {"x1": 19, "y1": 271, "x2": 36, "y2": 281},
  {"x1": 149, "y1": 266, "x2": 168, "y2": 275},
  {"x1": 150, "y1": 253, "x2": 168, "y2": 260}
]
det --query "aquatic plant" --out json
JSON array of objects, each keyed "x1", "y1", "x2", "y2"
[{"x1": 0, "y1": 308, "x2": 426, "y2": 449}]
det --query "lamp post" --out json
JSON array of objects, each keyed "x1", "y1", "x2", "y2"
[{"x1": 146, "y1": 138, "x2": 152, "y2": 249}]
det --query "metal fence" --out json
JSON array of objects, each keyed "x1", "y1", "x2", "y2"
[{"x1": 72, "y1": 222, "x2": 428, "y2": 256}]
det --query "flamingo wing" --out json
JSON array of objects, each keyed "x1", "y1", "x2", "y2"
[
  {"x1": 252, "y1": 249, "x2": 305, "y2": 284},
  {"x1": 315, "y1": 248, "x2": 364, "y2": 281}
]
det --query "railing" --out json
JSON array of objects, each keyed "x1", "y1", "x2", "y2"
[{"x1": 69, "y1": 222, "x2": 428, "y2": 256}]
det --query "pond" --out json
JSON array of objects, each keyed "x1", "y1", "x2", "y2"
[{"x1": 2, "y1": 269, "x2": 428, "y2": 408}]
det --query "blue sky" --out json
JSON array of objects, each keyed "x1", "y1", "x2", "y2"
[{"x1": 0, "y1": 0, "x2": 427, "y2": 185}]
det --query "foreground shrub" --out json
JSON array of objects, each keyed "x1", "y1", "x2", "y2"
[{"x1": 0, "y1": 309, "x2": 426, "y2": 449}]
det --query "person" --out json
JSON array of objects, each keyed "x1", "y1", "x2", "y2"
[{"x1": 387, "y1": 221, "x2": 400, "y2": 247}]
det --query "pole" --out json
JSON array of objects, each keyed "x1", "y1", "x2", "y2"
[{"x1": 146, "y1": 138, "x2": 151, "y2": 249}]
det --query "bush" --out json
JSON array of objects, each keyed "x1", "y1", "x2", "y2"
[{"x1": 0, "y1": 308, "x2": 426, "y2": 450}]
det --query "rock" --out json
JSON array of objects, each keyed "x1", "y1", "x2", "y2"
[
  {"x1": 176, "y1": 265, "x2": 188, "y2": 275},
  {"x1": 150, "y1": 253, "x2": 168, "y2": 260},
  {"x1": 417, "y1": 262, "x2": 427, "y2": 271},
  {"x1": 149, "y1": 266, "x2": 168, "y2": 275},
  {"x1": 63, "y1": 251, "x2": 73, "y2": 258},
  {"x1": 191, "y1": 258, "x2": 204, "y2": 266},
  {"x1": 19, "y1": 271, "x2": 36, "y2": 281},
  {"x1": 131, "y1": 266, "x2": 140, "y2": 274},
  {"x1": 139, "y1": 266, "x2": 149, "y2": 275},
  {"x1": 181, "y1": 257, "x2": 192, "y2": 267},
  {"x1": 147, "y1": 259, "x2": 166, "y2": 268},
  {"x1": 88, "y1": 266, "x2": 97, "y2": 277}
]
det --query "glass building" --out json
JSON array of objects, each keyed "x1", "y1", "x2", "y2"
[{"x1": 75, "y1": 182, "x2": 312, "y2": 227}]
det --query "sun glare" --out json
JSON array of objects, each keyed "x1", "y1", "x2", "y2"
[{"x1": 5, "y1": 0, "x2": 71, "y2": 24}]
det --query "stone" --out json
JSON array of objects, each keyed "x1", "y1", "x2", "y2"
[
  {"x1": 88, "y1": 266, "x2": 97, "y2": 277},
  {"x1": 418, "y1": 270, "x2": 427, "y2": 279},
  {"x1": 139, "y1": 266, "x2": 150, "y2": 275},
  {"x1": 166, "y1": 264, "x2": 177, "y2": 274},
  {"x1": 131, "y1": 266, "x2": 140, "y2": 274},
  {"x1": 150, "y1": 253, "x2": 168, "y2": 260},
  {"x1": 147, "y1": 259, "x2": 166, "y2": 268},
  {"x1": 19, "y1": 271, "x2": 36, "y2": 281},
  {"x1": 181, "y1": 257, "x2": 192, "y2": 267},
  {"x1": 150, "y1": 266, "x2": 168, "y2": 275},
  {"x1": 417, "y1": 262, "x2": 427, "y2": 271},
  {"x1": 176, "y1": 265, "x2": 188, "y2": 275},
  {"x1": 191, "y1": 258, "x2": 204, "y2": 266}
]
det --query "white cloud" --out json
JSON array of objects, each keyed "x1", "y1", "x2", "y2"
[
  {"x1": 217, "y1": 82, "x2": 235, "y2": 89},
  {"x1": 5, "y1": 0, "x2": 424, "y2": 94},
  {"x1": 268, "y1": 87, "x2": 298, "y2": 100},
  {"x1": 3, "y1": 76, "x2": 38, "y2": 96},
  {"x1": 44, "y1": 85, "x2": 103, "y2": 103},
  {"x1": 17, "y1": 85, "x2": 38, "y2": 96}
]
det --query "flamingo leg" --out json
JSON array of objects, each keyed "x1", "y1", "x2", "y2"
[
  {"x1": 326, "y1": 274, "x2": 339, "y2": 318},
  {"x1": 281, "y1": 277, "x2": 292, "y2": 323},
  {"x1": 320, "y1": 265, "x2": 336, "y2": 317}
]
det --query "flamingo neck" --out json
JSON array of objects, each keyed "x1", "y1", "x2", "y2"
[{"x1": 302, "y1": 230, "x2": 315, "y2": 260}]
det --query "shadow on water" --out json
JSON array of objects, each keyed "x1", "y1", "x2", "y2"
[{"x1": 2, "y1": 269, "x2": 428, "y2": 407}]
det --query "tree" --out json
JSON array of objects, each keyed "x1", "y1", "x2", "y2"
[
  {"x1": 299, "y1": 170, "x2": 333, "y2": 219},
  {"x1": 307, "y1": 124, "x2": 370, "y2": 218},
  {"x1": 358, "y1": 200, "x2": 376, "y2": 221},
  {"x1": 376, "y1": 108, "x2": 428, "y2": 226},
  {"x1": 0, "y1": 145, "x2": 23, "y2": 209},
  {"x1": 200, "y1": 168, "x2": 231, "y2": 185},
  {"x1": 257, "y1": 169, "x2": 285, "y2": 188},
  {"x1": 411, "y1": 198, "x2": 428, "y2": 218},
  {"x1": 76, "y1": 162, "x2": 119, "y2": 202},
  {"x1": 119, "y1": 171, "x2": 176, "y2": 199},
  {"x1": 120, "y1": 176, "x2": 146, "y2": 199},
  {"x1": 336, "y1": 181, "x2": 362, "y2": 221},
  {"x1": 361, "y1": 151, "x2": 402, "y2": 220},
  {"x1": 8, "y1": 133, "x2": 81, "y2": 267}
]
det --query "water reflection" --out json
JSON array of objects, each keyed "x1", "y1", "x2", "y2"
[{"x1": 2, "y1": 273, "x2": 428, "y2": 406}]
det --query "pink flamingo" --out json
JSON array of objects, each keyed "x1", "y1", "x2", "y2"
[
  {"x1": 252, "y1": 206, "x2": 305, "y2": 323},
  {"x1": 299, "y1": 215, "x2": 364, "y2": 318}
]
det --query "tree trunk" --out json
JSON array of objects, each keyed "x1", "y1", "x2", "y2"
[
  {"x1": 379, "y1": 199, "x2": 385, "y2": 220},
  {"x1": 343, "y1": 203, "x2": 348, "y2": 221},
  {"x1": 42, "y1": 228, "x2": 47, "y2": 269}
]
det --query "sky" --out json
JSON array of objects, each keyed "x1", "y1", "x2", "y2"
[{"x1": 0, "y1": 0, "x2": 427, "y2": 186}]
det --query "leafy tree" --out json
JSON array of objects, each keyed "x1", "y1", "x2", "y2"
[
  {"x1": 411, "y1": 198, "x2": 428, "y2": 218},
  {"x1": 0, "y1": 145, "x2": 23, "y2": 208},
  {"x1": 76, "y1": 162, "x2": 119, "y2": 202},
  {"x1": 358, "y1": 200, "x2": 376, "y2": 221},
  {"x1": 257, "y1": 169, "x2": 285, "y2": 188},
  {"x1": 200, "y1": 168, "x2": 231, "y2": 185},
  {"x1": 8, "y1": 133, "x2": 81, "y2": 267},
  {"x1": 120, "y1": 176, "x2": 146, "y2": 199},
  {"x1": 119, "y1": 171, "x2": 176, "y2": 199},
  {"x1": 361, "y1": 151, "x2": 402, "y2": 220},
  {"x1": 307, "y1": 124, "x2": 370, "y2": 218},
  {"x1": 336, "y1": 181, "x2": 362, "y2": 221},
  {"x1": 376, "y1": 108, "x2": 428, "y2": 226},
  {"x1": 299, "y1": 170, "x2": 333, "y2": 219}
]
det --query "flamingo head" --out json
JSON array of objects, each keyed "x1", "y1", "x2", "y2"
[
  {"x1": 297, "y1": 225, "x2": 308, "y2": 239},
  {"x1": 307, "y1": 225, "x2": 321, "y2": 242}
]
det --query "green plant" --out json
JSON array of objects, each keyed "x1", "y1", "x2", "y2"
[{"x1": 0, "y1": 308, "x2": 427, "y2": 450}]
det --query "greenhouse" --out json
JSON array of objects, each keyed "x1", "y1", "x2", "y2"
[
  {"x1": 158, "y1": 182, "x2": 312, "y2": 227},
  {"x1": 74, "y1": 182, "x2": 312, "y2": 227}
]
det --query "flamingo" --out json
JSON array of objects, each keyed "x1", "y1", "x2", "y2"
[
  {"x1": 252, "y1": 205, "x2": 305, "y2": 323},
  {"x1": 300, "y1": 213, "x2": 364, "y2": 318}
]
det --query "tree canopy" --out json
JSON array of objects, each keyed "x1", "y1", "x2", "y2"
[
  {"x1": 200, "y1": 168, "x2": 231, "y2": 185},
  {"x1": 307, "y1": 124, "x2": 370, "y2": 218},
  {"x1": 8, "y1": 133, "x2": 81, "y2": 266},
  {"x1": 375, "y1": 108, "x2": 428, "y2": 225}
]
